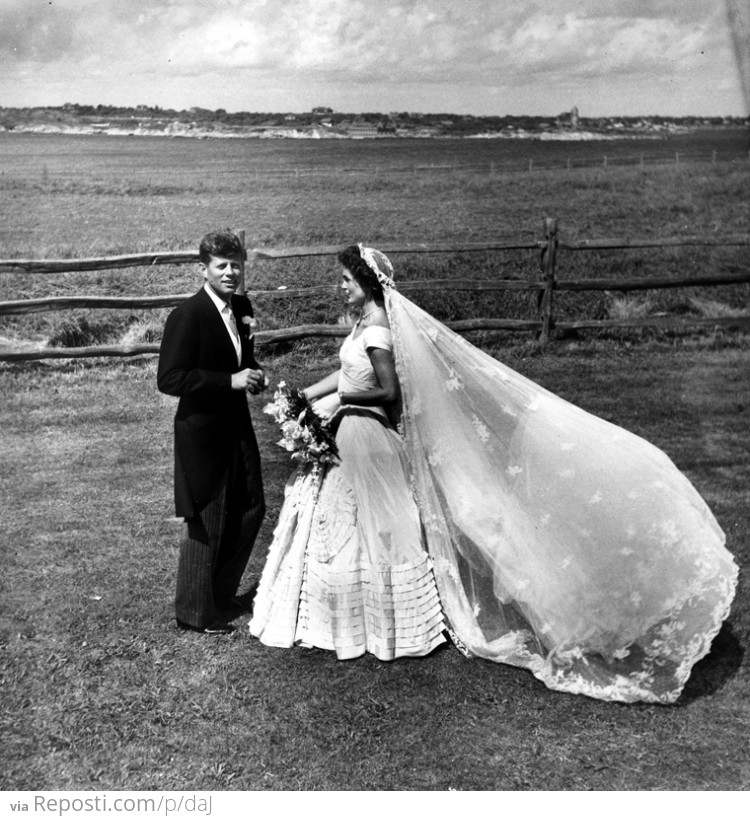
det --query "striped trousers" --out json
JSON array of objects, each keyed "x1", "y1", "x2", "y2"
[{"x1": 175, "y1": 441, "x2": 265, "y2": 628}]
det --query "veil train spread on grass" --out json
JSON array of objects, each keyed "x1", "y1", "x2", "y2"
[{"x1": 364, "y1": 247, "x2": 738, "y2": 704}]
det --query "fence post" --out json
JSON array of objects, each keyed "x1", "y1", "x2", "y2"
[
  {"x1": 238, "y1": 230, "x2": 247, "y2": 296},
  {"x1": 538, "y1": 217, "x2": 558, "y2": 345}
]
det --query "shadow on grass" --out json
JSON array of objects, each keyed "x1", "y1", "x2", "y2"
[
  {"x1": 678, "y1": 622, "x2": 744, "y2": 704},
  {"x1": 216, "y1": 583, "x2": 260, "y2": 624}
]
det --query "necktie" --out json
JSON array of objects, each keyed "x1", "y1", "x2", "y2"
[
  {"x1": 224, "y1": 306, "x2": 240, "y2": 340},
  {"x1": 223, "y1": 306, "x2": 242, "y2": 365}
]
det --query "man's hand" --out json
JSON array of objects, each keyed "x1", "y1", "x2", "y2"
[{"x1": 231, "y1": 368, "x2": 268, "y2": 394}]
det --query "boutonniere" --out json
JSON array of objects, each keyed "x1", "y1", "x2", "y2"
[{"x1": 241, "y1": 315, "x2": 258, "y2": 336}]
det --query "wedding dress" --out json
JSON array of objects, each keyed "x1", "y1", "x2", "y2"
[
  {"x1": 248, "y1": 323, "x2": 446, "y2": 660},
  {"x1": 250, "y1": 246, "x2": 738, "y2": 704}
]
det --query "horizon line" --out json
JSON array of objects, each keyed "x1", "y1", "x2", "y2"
[{"x1": 1, "y1": 104, "x2": 747, "y2": 120}]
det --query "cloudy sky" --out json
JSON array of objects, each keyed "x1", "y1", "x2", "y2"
[{"x1": 1, "y1": 0, "x2": 747, "y2": 117}]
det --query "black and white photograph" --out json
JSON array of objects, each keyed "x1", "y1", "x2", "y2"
[{"x1": 1, "y1": 0, "x2": 748, "y2": 797}]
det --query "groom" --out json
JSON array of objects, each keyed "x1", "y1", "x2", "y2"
[{"x1": 157, "y1": 229, "x2": 266, "y2": 635}]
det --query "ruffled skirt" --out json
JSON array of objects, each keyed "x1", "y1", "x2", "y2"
[{"x1": 249, "y1": 410, "x2": 446, "y2": 660}]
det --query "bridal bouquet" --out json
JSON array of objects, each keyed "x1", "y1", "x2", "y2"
[{"x1": 263, "y1": 381, "x2": 340, "y2": 466}]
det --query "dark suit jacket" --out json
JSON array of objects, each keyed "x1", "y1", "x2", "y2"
[{"x1": 157, "y1": 287, "x2": 260, "y2": 517}]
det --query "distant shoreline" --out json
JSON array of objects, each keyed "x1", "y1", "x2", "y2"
[
  {"x1": 3, "y1": 105, "x2": 744, "y2": 142},
  {"x1": 0, "y1": 123, "x2": 677, "y2": 141}
]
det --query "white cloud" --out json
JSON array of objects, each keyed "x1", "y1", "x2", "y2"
[{"x1": 0, "y1": 0, "x2": 744, "y2": 115}]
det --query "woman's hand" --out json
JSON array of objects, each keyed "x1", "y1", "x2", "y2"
[{"x1": 310, "y1": 391, "x2": 342, "y2": 421}]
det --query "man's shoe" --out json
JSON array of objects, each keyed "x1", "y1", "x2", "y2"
[{"x1": 176, "y1": 619, "x2": 236, "y2": 635}]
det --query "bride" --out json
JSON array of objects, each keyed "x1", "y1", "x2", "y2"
[{"x1": 249, "y1": 244, "x2": 738, "y2": 704}]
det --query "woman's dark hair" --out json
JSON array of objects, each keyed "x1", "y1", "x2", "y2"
[{"x1": 338, "y1": 244, "x2": 383, "y2": 298}]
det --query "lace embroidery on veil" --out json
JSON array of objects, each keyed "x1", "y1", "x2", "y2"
[{"x1": 358, "y1": 245, "x2": 738, "y2": 703}]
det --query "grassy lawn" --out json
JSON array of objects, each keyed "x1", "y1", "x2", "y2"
[
  {"x1": 1, "y1": 332, "x2": 748, "y2": 791},
  {"x1": 1, "y1": 134, "x2": 748, "y2": 790}
]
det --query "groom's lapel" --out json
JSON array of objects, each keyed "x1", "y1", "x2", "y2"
[{"x1": 231, "y1": 298, "x2": 255, "y2": 365}]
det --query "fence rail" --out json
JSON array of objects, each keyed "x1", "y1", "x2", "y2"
[
  {"x1": 1, "y1": 224, "x2": 749, "y2": 362},
  {"x1": 0, "y1": 241, "x2": 542, "y2": 274}
]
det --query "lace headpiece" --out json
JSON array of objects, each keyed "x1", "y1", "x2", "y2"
[{"x1": 358, "y1": 244, "x2": 395, "y2": 289}]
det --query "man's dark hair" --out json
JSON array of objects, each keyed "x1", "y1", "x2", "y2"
[{"x1": 199, "y1": 229, "x2": 245, "y2": 264}]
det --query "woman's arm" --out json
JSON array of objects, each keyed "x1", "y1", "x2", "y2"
[
  {"x1": 339, "y1": 348, "x2": 400, "y2": 408},
  {"x1": 303, "y1": 370, "x2": 341, "y2": 401}
]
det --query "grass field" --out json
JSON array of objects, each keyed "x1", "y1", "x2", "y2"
[
  {"x1": 1, "y1": 131, "x2": 749, "y2": 354},
  {"x1": 1, "y1": 132, "x2": 749, "y2": 791}
]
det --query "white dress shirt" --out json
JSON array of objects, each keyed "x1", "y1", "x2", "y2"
[{"x1": 203, "y1": 283, "x2": 242, "y2": 365}]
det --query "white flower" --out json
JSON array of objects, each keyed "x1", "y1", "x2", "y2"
[
  {"x1": 659, "y1": 519, "x2": 680, "y2": 545},
  {"x1": 589, "y1": 491, "x2": 603, "y2": 505},
  {"x1": 472, "y1": 415, "x2": 490, "y2": 443},
  {"x1": 435, "y1": 558, "x2": 460, "y2": 584},
  {"x1": 444, "y1": 369, "x2": 463, "y2": 392},
  {"x1": 428, "y1": 444, "x2": 447, "y2": 467}
]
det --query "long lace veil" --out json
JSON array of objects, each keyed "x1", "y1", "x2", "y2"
[{"x1": 360, "y1": 246, "x2": 737, "y2": 703}]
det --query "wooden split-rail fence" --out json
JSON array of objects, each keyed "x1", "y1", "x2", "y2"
[{"x1": 0, "y1": 220, "x2": 749, "y2": 363}]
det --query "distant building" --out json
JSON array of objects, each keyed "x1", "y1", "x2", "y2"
[
  {"x1": 312, "y1": 106, "x2": 334, "y2": 114},
  {"x1": 556, "y1": 106, "x2": 579, "y2": 129},
  {"x1": 346, "y1": 118, "x2": 380, "y2": 138}
]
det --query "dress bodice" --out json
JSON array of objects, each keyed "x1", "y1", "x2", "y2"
[{"x1": 338, "y1": 325, "x2": 393, "y2": 419}]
